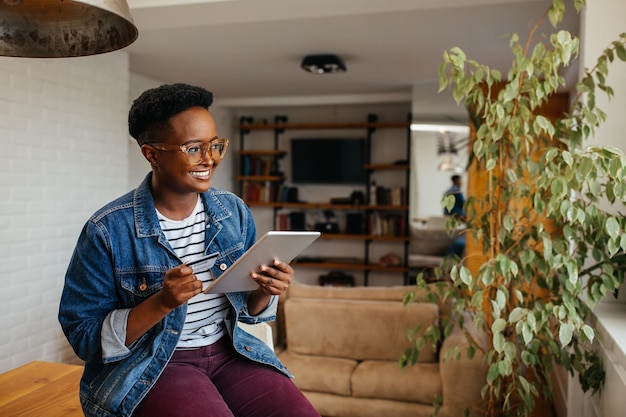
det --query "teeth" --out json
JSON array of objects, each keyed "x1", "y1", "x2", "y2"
[{"x1": 190, "y1": 170, "x2": 210, "y2": 179}]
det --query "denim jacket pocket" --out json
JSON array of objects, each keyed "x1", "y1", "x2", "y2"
[{"x1": 119, "y1": 269, "x2": 167, "y2": 305}]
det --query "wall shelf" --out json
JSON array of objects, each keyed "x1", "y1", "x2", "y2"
[{"x1": 237, "y1": 113, "x2": 412, "y2": 286}]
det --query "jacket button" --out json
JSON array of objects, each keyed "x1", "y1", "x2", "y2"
[
  {"x1": 245, "y1": 346, "x2": 252, "y2": 352},
  {"x1": 219, "y1": 263, "x2": 227, "y2": 271}
]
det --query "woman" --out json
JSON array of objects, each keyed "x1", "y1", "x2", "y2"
[{"x1": 58, "y1": 83, "x2": 320, "y2": 417}]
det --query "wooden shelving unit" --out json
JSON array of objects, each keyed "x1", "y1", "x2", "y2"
[{"x1": 237, "y1": 113, "x2": 412, "y2": 285}]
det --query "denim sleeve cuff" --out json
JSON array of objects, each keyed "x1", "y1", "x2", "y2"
[
  {"x1": 101, "y1": 308, "x2": 131, "y2": 362},
  {"x1": 242, "y1": 294, "x2": 277, "y2": 322}
]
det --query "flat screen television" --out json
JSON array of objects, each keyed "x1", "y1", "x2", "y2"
[{"x1": 290, "y1": 138, "x2": 367, "y2": 184}]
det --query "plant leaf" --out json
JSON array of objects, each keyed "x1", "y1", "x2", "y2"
[{"x1": 559, "y1": 322, "x2": 574, "y2": 346}]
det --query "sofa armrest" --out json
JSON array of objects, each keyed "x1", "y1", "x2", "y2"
[{"x1": 438, "y1": 328, "x2": 487, "y2": 417}]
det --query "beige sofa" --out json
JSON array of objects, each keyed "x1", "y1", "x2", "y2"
[{"x1": 275, "y1": 283, "x2": 486, "y2": 417}]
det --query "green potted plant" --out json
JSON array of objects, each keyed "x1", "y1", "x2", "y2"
[{"x1": 401, "y1": 1, "x2": 626, "y2": 416}]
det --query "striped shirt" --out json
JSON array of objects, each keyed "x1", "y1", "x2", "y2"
[{"x1": 156, "y1": 196, "x2": 228, "y2": 348}]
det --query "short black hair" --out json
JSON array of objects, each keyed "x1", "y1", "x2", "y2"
[
  {"x1": 451, "y1": 174, "x2": 461, "y2": 182},
  {"x1": 128, "y1": 83, "x2": 214, "y2": 144}
]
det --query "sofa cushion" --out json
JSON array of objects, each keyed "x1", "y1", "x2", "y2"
[
  {"x1": 284, "y1": 297, "x2": 439, "y2": 362},
  {"x1": 352, "y1": 360, "x2": 441, "y2": 404},
  {"x1": 278, "y1": 351, "x2": 357, "y2": 396}
]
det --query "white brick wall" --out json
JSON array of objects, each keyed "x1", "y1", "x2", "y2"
[{"x1": 0, "y1": 52, "x2": 131, "y2": 372}]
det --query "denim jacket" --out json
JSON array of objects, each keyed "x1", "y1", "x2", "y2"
[{"x1": 58, "y1": 173, "x2": 289, "y2": 417}]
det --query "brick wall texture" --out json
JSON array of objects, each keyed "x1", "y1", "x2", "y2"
[{"x1": 0, "y1": 53, "x2": 131, "y2": 372}]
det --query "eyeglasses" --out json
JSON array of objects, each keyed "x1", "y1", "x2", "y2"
[{"x1": 149, "y1": 138, "x2": 229, "y2": 164}]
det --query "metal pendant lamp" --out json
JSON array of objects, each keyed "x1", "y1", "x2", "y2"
[
  {"x1": 437, "y1": 154, "x2": 458, "y2": 172},
  {"x1": 0, "y1": 0, "x2": 138, "y2": 58}
]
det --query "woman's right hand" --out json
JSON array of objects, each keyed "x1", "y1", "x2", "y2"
[
  {"x1": 126, "y1": 264, "x2": 201, "y2": 346},
  {"x1": 158, "y1": 264, "x2": 202, "y2": 311}
]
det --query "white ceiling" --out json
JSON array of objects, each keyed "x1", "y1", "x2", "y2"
[{"x1": 125, "y1": 0, "x2": 580, "y2": 103}]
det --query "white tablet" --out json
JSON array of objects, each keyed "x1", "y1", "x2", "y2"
[{"x1": 203, "y1": 231, "x2": 321, "y2": 294}]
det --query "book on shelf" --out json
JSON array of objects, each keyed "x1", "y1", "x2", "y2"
[
  {"x1": 368, "y1": 212, "x2": 406, "y2": 237},
  {"x1": 275, "y1": 212, "x2": 289, "y2": 230},
  {"x1": 242, "y1": 181, "x2": 277, "y2": 203},
  {"x1": 276, "y1": 184, "x2": 299, "y2": 203},
  {"x1": 241, "y1": 155, "x2": 273, "y2": 177},
  {"x1": 374, "y1": 186, "x2": 406, "y2": 206},
  {"x1": 274, "y1": 211, "x2": 306, "y2": 231}
]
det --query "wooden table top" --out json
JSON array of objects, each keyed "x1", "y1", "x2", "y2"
[{"x1": 0, "y1": 360, "x2": 83, "y2": 417}]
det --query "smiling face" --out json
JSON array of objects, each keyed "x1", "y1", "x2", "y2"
[{"x1": 141, "y1": 106, "x2": 221, "y2": 207}]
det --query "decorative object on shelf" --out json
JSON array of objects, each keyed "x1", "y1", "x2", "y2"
[
  {"x1": 378, "y1": 252, "x2": 401, "y2": 267},
  {"x1": 0, "y1": 0, "x2": 138, "y2": 57},
  {"x1": 402, "y1": 2, "x2": 626, "y2": 417},
  {"x1": 300, "y1": 54, "x2": 346, "y2": 74},
  {"x1": 313, "y1": 210, "x2": 339, "y2": 234},
  {"x1": 314, "y1": 222, "x2": 340, "y2": 233},
  {"x1": 350, "y1": 190, "x2": 365, "y2": 205},
  {"x1": 369, "y1": 181, "x2": 377, "y2": 205}
]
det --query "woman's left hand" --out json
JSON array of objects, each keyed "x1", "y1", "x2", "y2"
[{"x1": 251, "y1": 259, "x2": 294, "y2": 296}]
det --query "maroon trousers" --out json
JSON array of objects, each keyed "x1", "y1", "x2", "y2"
[{"x1": 133, "y1": 336, "x2": 320, "y2": 417}]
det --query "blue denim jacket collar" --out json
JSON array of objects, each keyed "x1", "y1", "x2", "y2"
[{"x1": 132, "y1": 175, "x2": 231, "y2": 238}]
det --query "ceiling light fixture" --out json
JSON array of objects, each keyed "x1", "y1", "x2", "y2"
[
  {"x1": 301, "y1": 54, "x2": 346, "y2": 74},
  {"x1": 438, "y1": 154, "x2": 459, "y2": 172},
  {"x1": 0, "y1": 0, "x2": 138, "y2": 58},
  {"x1": 435, "y1": 130, "x2": 469, "y2": 172}
]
